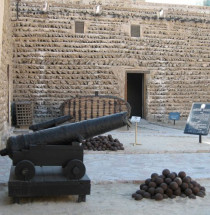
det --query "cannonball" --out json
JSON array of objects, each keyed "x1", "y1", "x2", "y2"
[
  {"x1": 135, "y1": 194, "x2": 143, "y2": 201},
  {"x1": 140, "y1": 183, "x2": 145, "y2": 190},
  {"x1": 165, "y1": 178, "x2": 172, "y2": 185},
  {"x1": 168, "y1": 173, "x2": 176, "y2": 180},
  {"x1": 185, "y1": 188, "x2": 192, "y2": 196},
  {"x1": 113, "y1": 147, "x2": 117, "y2": 151},
  {"x1": 159, "y1": 174, "x2": 165, "y2": 179},
  {"x1": 155, "y1": 177, "x2": 163, "y2": 185},
  {"x1": 173, "y1": 188, "x2": 181, "y2": 196},
  {"x1": 181, "y1": 182, "x2": 189, "y2": 191},
  {"x1": 148, "y1": 187, "x2": 155, "y2": 195},
  {"x1": 136, "y1": 190, "x2": 145, "y2": 195},
  {"x1": 133, "y1": 170, "x2": 206, "y2": 202},
  {"x1": 200, "y1": 186, "x2": 206, "y2": 191},
  {"x1": 160, "y1": 183, "x2": 168, "y2": 191},
  {"x1": 178, "y1": 171, "x2": 186, "y2": 179},
  {"x1": 165, "y1": 188, "x2": 173, "y2": 197},
  {"x1": 169, "y1": 182, "x2": 178, "y2": 190},
  {"x1": 188, "y1": 183, "x2": 194, "y2": 189},
  {"x1": 132, "y1": 193, "x2": 138, "y2": 198},
  {"x1": 183, "y1": 176, "x2": 191, "y2": 184},
  {"x1": 189, "y1": 194, "x2": 196, "y2": 199},
  {"x1": 196, "y1": 183, "x2": 201, "y2": 189},
  {"x1": 142, "y1": 185, "x2": 148, "y2": 191},
  {"x1": 151, "y1": 173, "x2": 159, "y2": 179},
  {"x1": 174, "y1": 177, "x2": 182, "y2": 186},
  {"x1": 197, "y1": 191, "x2": 204, "y2": 198},
  {"x1": 155, "y1": 187, "x2": 164, "y2": 195},
  {"x1": 171, "y1": 172, "x2": 178, "y2": 177},
  {"x1": 163, "y1": 194, "x2": 168, "y2": 199},
  {"x1": 148, "y1": 182, "x2": 156, "y2": 188},
  {"x1": 143, "y1": 192, "x2": 151, "y2": 199},
  {"x1": 200, "y1": 190, "x2": 206, "y2": 196},
  {"x1": 155, "y1": 193, "x2": 163, "y2": 201},
  {"x1": 180, "y1": 193, "x2": 187, "y2": 198},
  {"x1": 192, "y1": 187, "x2": 199, "y2": 195},
  {"x1": 191, "y1": 180, "x2": 198, "y2": 187},
  {"x1": 87, "y1": 142, "x2": 91, "y2": 147},
  {"x1": 145, "y1": 178, "x2": 151, "y2": 185},
  {"x1": 162, "y1": 169, "x2": 170, "y2": 176}
]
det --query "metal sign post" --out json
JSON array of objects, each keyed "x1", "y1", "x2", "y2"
[{"x1": 131, "y1": 116, "x2": 141, "y2": 146}]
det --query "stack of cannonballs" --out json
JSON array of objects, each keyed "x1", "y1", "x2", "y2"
[
  {"x1": 132, "y1": 169, "x2": 206, "y2": 201},
  {"x1": 82, "y1": 135, "x2": 124, "y2": 151}
]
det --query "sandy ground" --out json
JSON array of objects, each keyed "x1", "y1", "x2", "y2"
[{"x1": 0, "y1": 179, "x2": 209, "y2": 215}]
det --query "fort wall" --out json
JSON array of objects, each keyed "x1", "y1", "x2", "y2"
[
  {"x1": 0, "y1": 0, "x2": 13, "y2": 148},
  {"x1": 11, "y1": 0, "x2": 210, "y2": 122}
]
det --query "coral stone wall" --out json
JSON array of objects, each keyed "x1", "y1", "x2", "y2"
[
  {"x1": 11, "y1": 0, "x2": 210, "y2": 122},
  {"x1": 0, "y1": 0, "x2": 13, "y2": 148}
]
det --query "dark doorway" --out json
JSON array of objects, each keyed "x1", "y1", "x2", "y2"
[{"x1": 127, "y1": 73, "x2": 144, "y2": 117}]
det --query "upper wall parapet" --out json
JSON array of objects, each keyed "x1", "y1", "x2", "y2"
[{"x1": 10, "y1": 0, "x2": 210, "y2": 24}]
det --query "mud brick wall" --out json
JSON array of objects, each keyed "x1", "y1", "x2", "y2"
[
  {"x1": 0, "y1": 0, "x2": 13, "y2": 148},
  {"x1": 11, "y1": 0, "x2": 210, "y2": 122}
]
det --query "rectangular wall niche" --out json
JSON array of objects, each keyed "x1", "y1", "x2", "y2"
[
  {"x1": 131, "y1": 25, "x2": 140, "y2": 37},
  {"x1": 75, "y1": 21, "x2": 84, "y2": 33}
]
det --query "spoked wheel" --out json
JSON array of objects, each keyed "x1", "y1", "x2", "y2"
[
  {"x1": 63, "y1": 159, "x2": 86, "y2": 180},
  {"x1": 15, "y1": 160, "x2": 35, "y2": 181}
]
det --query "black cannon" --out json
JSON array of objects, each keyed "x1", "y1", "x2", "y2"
[
  {"x1": 29, "y1": 115, "x2": 72, "y2": 131},
  {"x1": 0, "y1": 112, "x2": 130, "y2": 181}
]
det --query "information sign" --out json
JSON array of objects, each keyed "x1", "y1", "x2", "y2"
[
  {"x1": 184, "y1": 103, "x2": 210, "y2": 136},
  {"x1": 131, "y1": 116, "x2": 141, "y2": 123},
  {"x1": 169, "y1": 112, "x2": 180, "y2": 121}
]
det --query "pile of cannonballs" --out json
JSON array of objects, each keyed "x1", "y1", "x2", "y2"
[
  {"x1": 132, "y1": 169, "x2": 206, "y2": 201},
  {"x1": 82, "y1": 135, "x2": 124, "y2": 151}
]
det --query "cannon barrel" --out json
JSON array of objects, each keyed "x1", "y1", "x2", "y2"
[
  {"x1": 29, "y1": 115, "x2": 72, "y2": 131},
  {"x1": 1, "y1": 112, "x2": 130, "y2": 158}
]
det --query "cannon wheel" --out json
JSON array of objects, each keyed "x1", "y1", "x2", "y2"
[
  {"x1": 15, "y1": 160, "x2": 35, "y2": 180},
  {"x1": 63, "y1": 159, "x2": 86, "y2": 180}
]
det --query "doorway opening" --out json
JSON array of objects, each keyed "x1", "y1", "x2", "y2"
[{"x1": 126, "y1": 73, "x2": 144, "y2": 118}]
